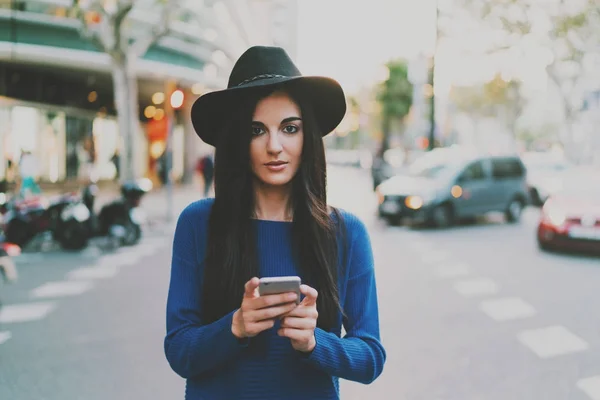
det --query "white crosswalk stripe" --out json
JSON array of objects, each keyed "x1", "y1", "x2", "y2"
[
  {"x1": 433, "y1": 262, "x2": 470, "y2": 279},
  {"x1": 577, "y1": 376, "x2": 600, "y2": 400},
  {"x1": 479, "y1": 297, "x2": 536, "y2": 321},
  {"x1": 0, "y1": 331, "x2": 11, "y2": 344},
  {"x1": 31, "y1": 281, "x2": 94, "y2": 299},
  {"x1": 517, "y1": 326, "x2": 589, "y2": 359},
  {"x1": 0, "y1": 302, "x2": 56, "y2": 323},
  {"x1": 453, "y1": 278, "x2": 499, "y2": 298},
  {"x1": 67, "y1": 265, "x2": 120, "y2": 280}
]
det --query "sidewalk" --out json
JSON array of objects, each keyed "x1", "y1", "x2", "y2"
[{"x1": 140, "y1": 184, "x2": 205, "y2": 226}]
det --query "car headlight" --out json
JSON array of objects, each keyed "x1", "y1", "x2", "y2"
[
  {"x1": 405, "y1": 196, "x2": 424, "y2": 210},
  {"x1": 543, "y1": 202, "x2": 566, "y2": 226}
]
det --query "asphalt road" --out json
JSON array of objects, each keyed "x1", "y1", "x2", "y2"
[{"x1": 1, "y1": 166, "x2": 600, "y2": 400}]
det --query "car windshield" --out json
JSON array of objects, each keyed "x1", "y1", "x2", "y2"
[
  {"x1": 408, "y1": 150, "x2": 466, "y2": 179},
  {"x1": 410, "y1": 163, "x2": 454, "y2": 179}
]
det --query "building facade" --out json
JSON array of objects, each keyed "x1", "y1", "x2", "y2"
[{"x1": 0, "y1": 0, "x2": 296, "y2": 185}]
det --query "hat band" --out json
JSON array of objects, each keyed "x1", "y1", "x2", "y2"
[{"x1": 236, "y1": 74, "x2": 288, "y2": 87}]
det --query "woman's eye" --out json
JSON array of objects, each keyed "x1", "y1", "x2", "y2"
[
  {"x1": 283, "y1": 125, "x2": 299, "y2": 134},
  {"x1": 252, "y1": 126, "x2": 265, "y2": 136}
]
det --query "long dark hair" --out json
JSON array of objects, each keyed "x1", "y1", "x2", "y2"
[{"x1": 202, "y1": 84, "x2": 344, "y2": 331}]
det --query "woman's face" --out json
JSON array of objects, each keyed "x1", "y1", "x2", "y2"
[{"x1": 249, "y1": 91, "x2": 304, "y2": 187}]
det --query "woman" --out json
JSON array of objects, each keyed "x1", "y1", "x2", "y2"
[{"x1": 165, "y1": 46, "x2": 385, "y2": 399}]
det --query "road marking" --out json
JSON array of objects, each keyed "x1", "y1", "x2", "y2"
[
  {"x1": 479, "y1": 297, "x2": 536, "y2": 321},
  {"x1": 420, "y1": 250, "x2": 450, "y2": 264},
  {"x1": 0, "y1": 331, "x2": 11, "y2": 344},
  {"x1": 577, "y1": 376, "x2": 600, "y2": 399},
  {"x1": 0, "y1": 302, "x2": 56, "y2": 323},
  {"x1": 98, "y1": 252, "x2": 141, "y2": 267},
  {"x1": 31, "y1": 281, "x2": 94, "y2": 299},
  {"x1": 517, "y1": 326, "x2": 589, "y2": 359},
  {"x1": 135, "y1": 243, "x2": 160, "y2": 256},
  {"x1": 453, "y1": 278, "x2": 499, "y2": 298},
  {"x1": 67, "y1": 265, "x2": 119, "y2": 280},
  {"x1": 434, "y1": 262, "x2": 470, "y2": 279}
]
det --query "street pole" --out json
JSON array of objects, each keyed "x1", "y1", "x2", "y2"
[
  {"x1": 428, "y1": 0, "x2": 439, "y2": 151},
  {"x1": 164, "y1": 80, "x2": 176, "y2": 223}
]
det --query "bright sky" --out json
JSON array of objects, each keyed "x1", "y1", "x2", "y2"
[
  {"x1": 296, "y1": 0, "x2": 550, "y2": 96},
  {"x1": 296, "y1": 0, "x2": 436, "y2": 94}
]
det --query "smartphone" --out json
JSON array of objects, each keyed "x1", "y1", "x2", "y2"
[{"x1": 258, "y1": 276, "x2": 301, "y2": 305}]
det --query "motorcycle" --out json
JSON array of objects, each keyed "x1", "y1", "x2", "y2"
[
  {"x1": 0, "y1": 191, "x2": 90, "y2": 251},
  {"x1": 82, "y1": 179, "x2": 152, "y2": 247}
]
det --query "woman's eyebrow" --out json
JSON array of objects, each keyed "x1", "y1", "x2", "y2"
[{"x1": 281, "y1": 117, "x2": 302, "y2": 124}]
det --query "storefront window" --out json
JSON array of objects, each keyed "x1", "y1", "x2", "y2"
[{"x1": 92, "y1": 117, "x2": 119, "y2": 181}]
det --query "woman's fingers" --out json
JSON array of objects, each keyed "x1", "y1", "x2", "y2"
[
  {"x1": 246, "y1": 301, "x2": 298, "y2": 322},
  {"x1": 282, "y1": 305, "x2": 318, "y2": 319},
  {"x1": 245, "y1": 319, "x2": 275, "y2": 336},
  {"x1": 280, "y1": 316, "x2": 316, "y2": 330},
  {"x1": 249, "y1": 292, "x2": 298, "y2": 310}
]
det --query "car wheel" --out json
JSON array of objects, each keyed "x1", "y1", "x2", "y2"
[
  {"x1": 431, "y1": 204, "x2": 453, "y2": 228},
  {"x1": 505, "y1": 198, "x2": 523, "y2": 223}
]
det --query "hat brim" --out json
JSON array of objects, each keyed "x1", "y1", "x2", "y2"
[{"x1": 191, "y1": 76, "x2": 346, "y2": 146}]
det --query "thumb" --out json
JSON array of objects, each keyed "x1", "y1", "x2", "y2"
[
  {"x1": 244, "y1": 277, "x2": 260, "y2": 298},
  {"x1": 300, "y1": 284, "x2": 318, "y2": 306}
]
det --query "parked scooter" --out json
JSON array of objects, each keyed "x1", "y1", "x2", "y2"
[
  {"x1": 82, "y1": 179, "x2": 152, "y2": 247},
  {"x1": 0, "y1": 188, "x2": 90, "y2": 251}
]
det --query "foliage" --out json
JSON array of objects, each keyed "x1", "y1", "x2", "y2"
[
  {"x1": 451, "y1": 73, "x2": 523, "y2": 134},
  {"x1": 376, "y1": 60, "x2": 413, "y2": 151},
  {"x1": 457, "y1": 0, "x2": 600, "y2": 156}
]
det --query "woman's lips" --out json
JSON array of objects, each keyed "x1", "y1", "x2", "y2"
[{"x1": 264, "y1": 161, "x2": 288, "y2": 172}]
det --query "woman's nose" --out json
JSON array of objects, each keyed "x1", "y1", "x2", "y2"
[{"x1": 266, "y1": 132, "x2": 283, "y2": 154}]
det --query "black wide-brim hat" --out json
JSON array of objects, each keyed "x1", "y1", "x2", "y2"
[{"x1": 191, "y1": 46, "x2": 347, "y2": 146}]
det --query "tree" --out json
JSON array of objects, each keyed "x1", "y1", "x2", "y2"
[
  {"x1": 450, "y1": 73, "x2": 524, "y2": 141},
  {"x1": 376, "y1": 60, "x2": 413, "y2": 153},
  {"x1": 71, "y1": 0, "x2": 179, "y2": 182},
  {"x1": 458, "y1": 0, "x2": 600, "y2": 160}
]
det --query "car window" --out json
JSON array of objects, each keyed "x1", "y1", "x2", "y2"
[
  {"x1": 492, "y1": 158, "x2": 525, "y2": 179},
  {"x1": 459, "y1": 161, "x2": 486, "y2": 181}
]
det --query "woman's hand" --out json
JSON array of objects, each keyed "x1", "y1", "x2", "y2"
[
  {"x1": 231, "y1": 277, "x2": 299, "y2": 339},
  {"x1": 278, "y1": 284, "x2": 319, "y2": 353}
]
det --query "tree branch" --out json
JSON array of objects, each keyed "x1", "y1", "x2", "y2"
[
  {"x1": 112, "y1": 1, "x2": 134, "y2": 53},
  {"x1": 71, "y1": 0, "x2": 107, "y2": 52},
  {"x1": 129, "y1": 1, "x2": 176, "y2": 58}
]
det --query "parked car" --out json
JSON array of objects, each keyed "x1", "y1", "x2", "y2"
[
  {"x1": 537, "y1": 168, "x2": 600, "y2": 254},
  {"x1": 375, "y1": 149, "x2": 530, "y2": 227}
]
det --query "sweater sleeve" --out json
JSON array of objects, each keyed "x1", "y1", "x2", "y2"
[
  {"x1": 164, "y1": 203, "x2": 247, "y2": 379},
  {"x1": 304, "y1": 215, "x2": 386, "y2": 384}
]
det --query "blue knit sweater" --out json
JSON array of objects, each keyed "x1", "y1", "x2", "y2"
[{"x1": 164, "y1": 199, "x2": 385, "y2": 399}]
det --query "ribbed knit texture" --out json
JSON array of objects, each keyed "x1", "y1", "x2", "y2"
[{"x1": 164, "y1": 198, "x2": 385, "y2": 400}]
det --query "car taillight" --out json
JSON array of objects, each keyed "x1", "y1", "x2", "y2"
[{"x1": 3, "y1": 243, "x2": 21, "y2": 257}]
